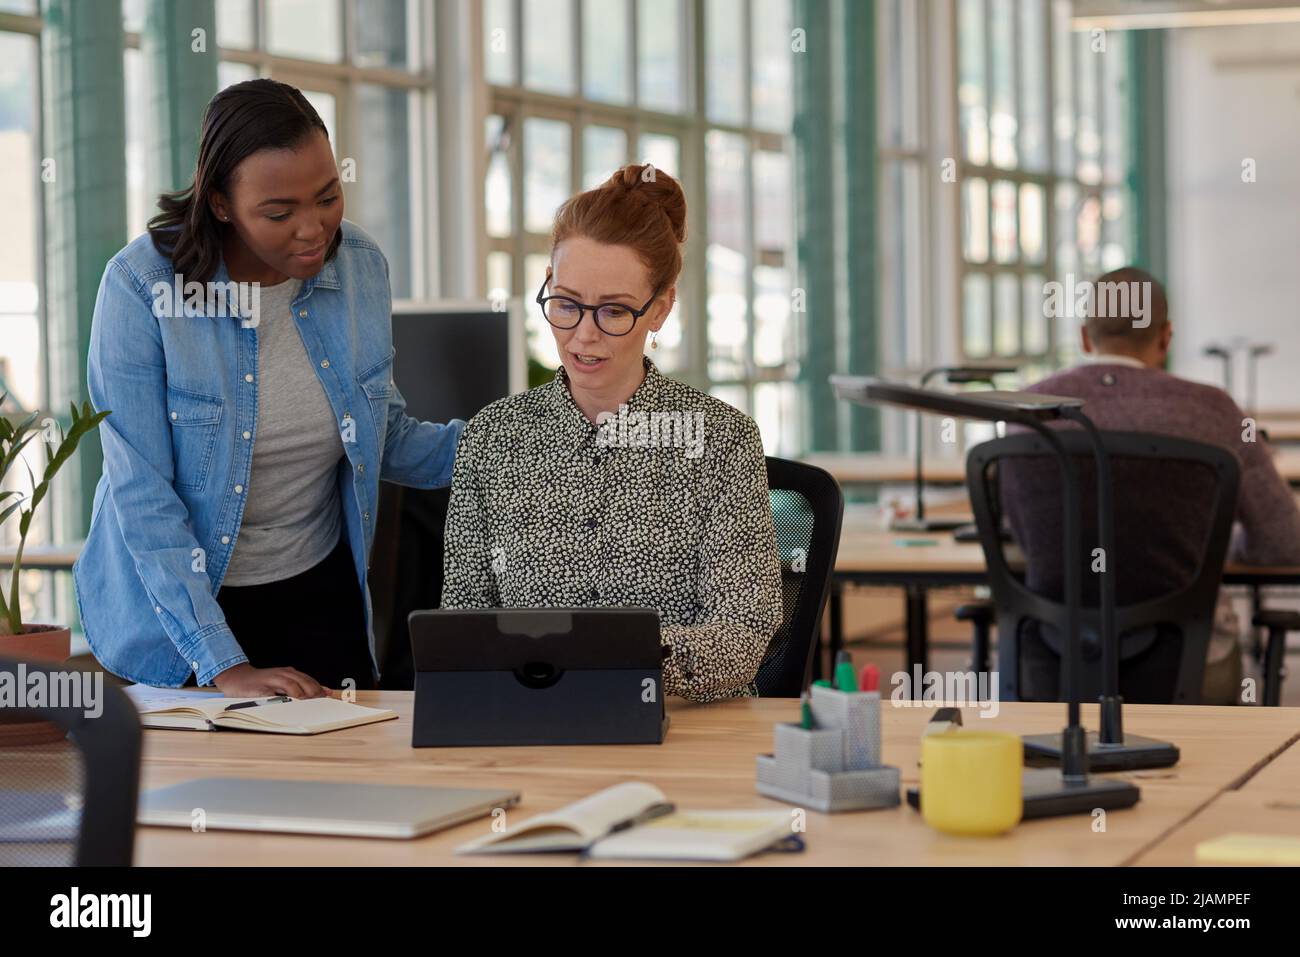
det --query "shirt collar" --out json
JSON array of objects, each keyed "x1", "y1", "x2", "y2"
[
  {"x1": 546, "y1": 356, "x2": 666, "y2": 448},
  {"x1": 208, "y1": 252, "x2": 341, "y2": 320},
  {"x1": 1077, "y1": 352, "x2": 1148, "y2": 371}
]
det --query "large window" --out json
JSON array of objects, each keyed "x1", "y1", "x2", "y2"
[
  {"x1": 482, "y1": 0, "x2": 799, "y2": 455},
  {"x1": 876, "y1": 0, "x2": 1139, "y2": 458},
  {"x1": 0, "y1": 0, "x2": 52, "y2": 624},
  {"x1": 123, "y1": 0, "x2": 436, "y2": 300},
  {"x1": 958, "y1": 0, "x2": 1133, "y2": 370},
  {"x1": 0, "y1": 8, "x2": 40, "y2": 415}
]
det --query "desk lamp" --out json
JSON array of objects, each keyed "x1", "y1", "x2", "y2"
[
  {"x1": 893, "y1": 364, "x2": 1018, "y2": 533},
  {"x1": 1202, "y1": 344, "x2": 1234, "y2": 398},
  {"x1": 831, "y1": 375, "x2": 1141, "y2": 818},
  {"x1": 1245, "y1": 343, "x2": 1274, "y2": 418}
]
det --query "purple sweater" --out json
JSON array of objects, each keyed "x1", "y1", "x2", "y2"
[{"x1": 1025, "y1": 361, "x2": 1300, "y2": 567}]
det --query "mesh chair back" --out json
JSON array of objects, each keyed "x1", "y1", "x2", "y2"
[
  {"x1": 755, "y1": 457, "x2": 845, "y2": 696},
  {"x1": 967, "y1": 431, "x2": 1240, "y2": 704},
  {"x1": 0, "y1": 660, "x2": 140, "y2": 866}
]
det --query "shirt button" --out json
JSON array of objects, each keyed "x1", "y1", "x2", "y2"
[
  {"x1": 245, "y1": 373, "x2": 254, "y2": 383},
  {"x1": 364, "y1": 511, "x2": 371, "y2": 521},
  {"x1": 221, "y1": 535, "x2": 230, "y2": 545},
  {"x1": 234, "y1": 484, "x2": 243, "y2": 494},
  {"x1": 584, "y1": 517, "x2": 598, "y2": 529},
  {"x1": 299, "y1": 309, "x2": 308, "y2": 318},
  {"x1": 320, "y1": 359, "x2": 330, "y2": 368},
  {"x1": 242, "y1": 431, "x2": 251, "y2": 440},
  {"x1": 589, "y1": 588, "x2": 599, "y2": 601},
  {"x1": 357, "y1": 464, "x2": 365, "y2": 473},
  {"x1": 1101, "y1": 372, "x2": 1116, "y2": 386},
  {"x1": 154, "y1": 606, "x2": 161, "y2": 614},
  {"x1": 170, "y1": 411, "x2": 178, "y2": 420}
]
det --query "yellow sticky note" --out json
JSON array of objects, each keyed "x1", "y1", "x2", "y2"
[{"x1": 1195, "y1": 833, "x2": 1300, "y2": 865}]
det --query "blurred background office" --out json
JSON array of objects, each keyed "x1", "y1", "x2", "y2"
[{"x1": 1, "y1": 0, "x2": 1298, "y2": 649}]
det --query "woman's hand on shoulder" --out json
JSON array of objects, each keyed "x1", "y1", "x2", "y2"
[{"x1": 211, "y1": 662, "x2": 328, "y2": 699}]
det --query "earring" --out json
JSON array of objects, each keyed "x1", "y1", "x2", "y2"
[{"x1": 650, "y1": 331, "x2": 659, "y2": 351}]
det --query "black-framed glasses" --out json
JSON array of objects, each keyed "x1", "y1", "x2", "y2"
[{"x1": 535, "y1": 276, "x2": 662, "y2": 337}]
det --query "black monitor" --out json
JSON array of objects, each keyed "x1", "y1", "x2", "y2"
[{"x1": 390, "y1": 299, "x2": 527, "y2": 423}]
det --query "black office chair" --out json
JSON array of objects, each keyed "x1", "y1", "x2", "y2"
[
  {"x1": 0, "y1": 659, "x2": 141, "y2": 865},
  {"x1": 371, "y1": 462, "x2": 845, "y2": 698},
  {"x1": 1250, "y1": 609, "x2": 1296, "y2": 706},
  {"x1": 965, "y1": 431, "x2": 1240, "y2": 705},
  {"x1": 754, "y1": 457, "x2": 845, "y2": 697},
  {"x1": 369, "y1": 483, "x2": 450, "y2": 690}
]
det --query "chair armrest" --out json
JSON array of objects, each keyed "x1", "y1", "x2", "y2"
[
  {"x1": 955, "y1": 600, "x2": 996, "y2": 625},
  {"x1": 1252, "y1": 609, "x2": 1300, "y2": 631}
]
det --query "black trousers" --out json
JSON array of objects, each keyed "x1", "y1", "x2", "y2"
[{"x1": 215, "y1": 537, "x2": 377, "y2": 690}]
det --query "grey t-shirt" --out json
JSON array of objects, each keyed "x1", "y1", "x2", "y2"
[{"x1": 223, "y1": 278, "x2": 346, "y2": 586}]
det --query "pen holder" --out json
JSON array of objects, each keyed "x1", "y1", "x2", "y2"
[
  {"x1": 762, "y1": 723, "x2": 844, "y2": 794},
  {"x1": 756, "y1": 687, "x2": 899, "y2": 813},
  {"x1": 810, "y1": 685, "x2": 881, "y2": 769}
]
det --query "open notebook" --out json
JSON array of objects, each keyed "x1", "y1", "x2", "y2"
[
  {"x1": 457, "y1": 783, "x2": 798, "y2": 861},
  {"x1": 124, "y1": 685, "x2": 397, "y2": 735}
]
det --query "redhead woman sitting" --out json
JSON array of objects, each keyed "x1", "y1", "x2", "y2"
[{"x1": 441, "y1": 165, "x2": 782, "y2": 702}]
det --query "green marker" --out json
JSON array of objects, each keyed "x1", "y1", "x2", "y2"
[
  {"x1": 799, "y1": 692, "x2": 814, "y2": 729},
  {"x1": 812, "y1": 679, "x2": 832, "y2": 688},
  {"x1": 834, "y1": 651, "x2": 858, "y2": 692}
]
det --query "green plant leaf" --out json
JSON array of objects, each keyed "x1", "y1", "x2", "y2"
[
  {"x1": 12, "y1": 410, "x2": 39, "y2": 437},
  {"x1": 5, "y1": 537, "x2": 24, "y2": 634},
  {"x1": 0, "y1": 499, "x2": 22, "y2": 525},
  {"x1": 6, "y1": 430, "x2": 38, "y2": 466},
  {"x1": 29, "y1": 480, "x2": 48, "y2": 512}
]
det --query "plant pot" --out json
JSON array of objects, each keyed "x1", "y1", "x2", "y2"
[{"x1": 0, "y1": 624, "x2": 74, "y2": 747}]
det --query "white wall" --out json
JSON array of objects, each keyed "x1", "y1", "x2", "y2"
[{"x1": 1165, "y1": 23, "x2": 1300, "y2": 409}]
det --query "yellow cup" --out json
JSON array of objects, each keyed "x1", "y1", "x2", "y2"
[{"x1": 921, "y1": 731, "x2": 1023, "y2": 836}]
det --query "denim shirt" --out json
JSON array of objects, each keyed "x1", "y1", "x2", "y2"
[{"x1": 73, "y1": 220, "x2": 464, "y2": 687}]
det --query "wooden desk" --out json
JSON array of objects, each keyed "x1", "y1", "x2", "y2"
[
  {"x1": 126, "y1": 693, "x2": 1300, "y2": 866},
  {"x1": 836, "y1": 527, "x2": 1300, "y2": 585},
  {"x1": 1133, "y1": 725, "x2": 1300, "y2": 866},
  {"x1": 804, "y1": 449, "x2": 1300, "y2": 488},
  {"x1": 1260, "y1": 419, "x2": 1300, "y2": 445},
  {"x1": 831, "y1": 525, "x2": 1300, "y2": 682},
  {"x1": 801, "y1": 453, "x2": 967, "y2": 486}
]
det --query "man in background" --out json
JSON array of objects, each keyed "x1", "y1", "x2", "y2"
[{"x1": 1015, "y1": 267, "x2": 1300, "y2": 703}]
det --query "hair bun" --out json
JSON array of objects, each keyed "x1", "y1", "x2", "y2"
[{"x1": 606, "y1": 163, "x2": 687, "y2": 244}]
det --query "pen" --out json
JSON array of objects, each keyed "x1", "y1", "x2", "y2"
[
  {"x1": 610, "y1": 802, "x2": 676, "y2": 833},
  {"x1": 834, "y1": 651, "x2": 858, "y2": 692},
  {"x1": 223, "y1": 695, "x2": 292, "y2": 712},
  {"x1": 860, "y1": 663, "x2": 880, "y2": 692}
]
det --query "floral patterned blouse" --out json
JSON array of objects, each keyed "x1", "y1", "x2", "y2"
[{"x1": 440, "y1": 357, "x2": 782, "y2": 701}]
